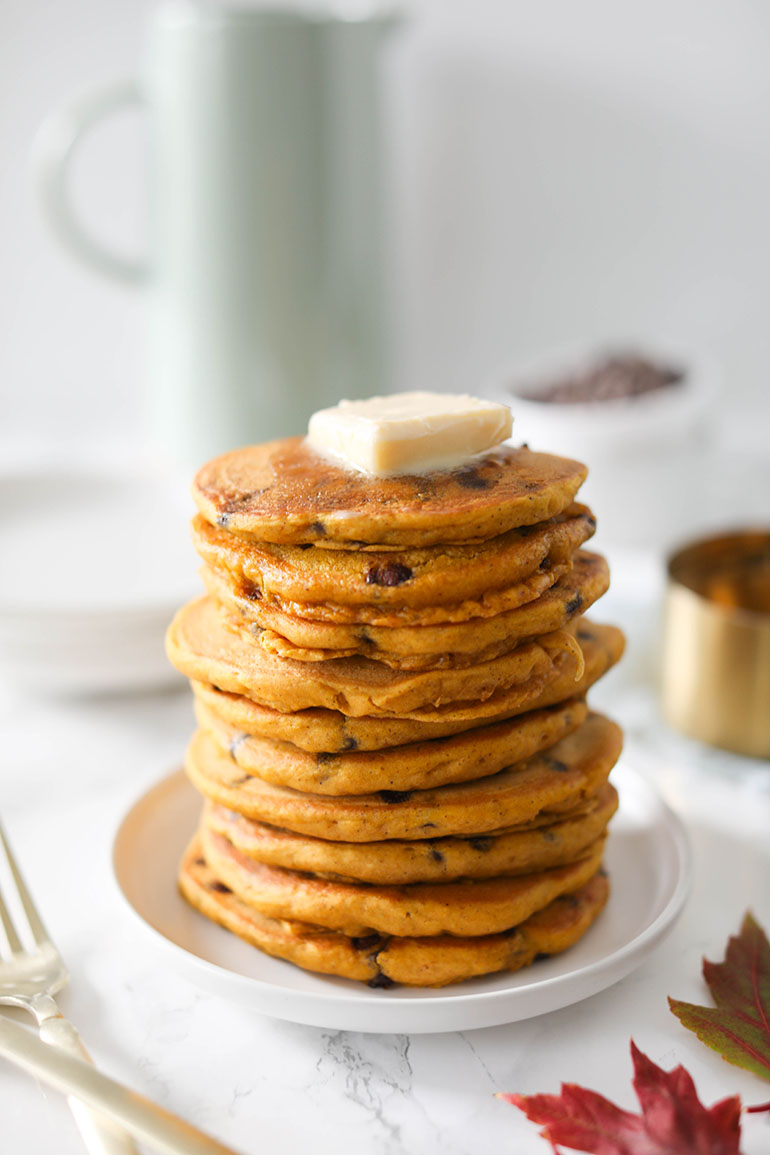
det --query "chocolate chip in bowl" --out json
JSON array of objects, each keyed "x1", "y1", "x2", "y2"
[
  {"x1": 493, "y1": 344, "x2": 717, "y2": 549},
  {"x1": 517, "y1": 352, "x2": 685, "y2": 406}
]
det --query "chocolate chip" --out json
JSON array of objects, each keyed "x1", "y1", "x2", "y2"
[
  {"x1": 367, "y1": 972, "x2": 395, "y2": 989},
  {"x1": 455, "y1": 467, "x2": 491, "y2": 490},
  {"x1": 342, "y1": 736, "x2": 358, "y2": 751},
  {"x1": 194, "y1": 856, "x2": 206, "y2": 867},
  {"x1": 516, "y1": 353, "x2": 684, "y2": 404},
  {"x1": 208, "y1": 881, "x2": 232, "y2": 894},
  {"x1": 352, "y1": 934, "x2": 383, "y2": 952},
  {"x1": 429, "y1": 846, "x2": 445, "y2": 864},
  {"x1": 378, "y1": 789, "x2": 412, "y2": 804},
  {"x1": 467, "y1": 835, "x2": 493, "y2": 852},
  {"x1": 545, "y1": 758, "x2": 569, "y2": 774},
  {"x1": 366, "y1": 562, "x2": 413, "y2": 587},
  {"x1": 566, "y1": 593, "x2": 583, "y2": 616},
  {"x1": 311, "y1": 520, "x2": 326, "y2": 537}
]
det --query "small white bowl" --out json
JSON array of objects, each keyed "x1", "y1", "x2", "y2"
[{"x1": 490, "y1": 344, "x2": 718, "y2": 550}]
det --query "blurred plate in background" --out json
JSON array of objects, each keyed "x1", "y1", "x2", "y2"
[{"x1": 0, "y1": 467, "x2": 198, "y2": 693}]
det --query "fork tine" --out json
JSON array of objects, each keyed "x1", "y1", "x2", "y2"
[
  {"x1": 0, "y1": 876, "x2": 24, "y2": 954},
  {"x1": 0, "y1": 822, "x2": 49, "y2": 949}
]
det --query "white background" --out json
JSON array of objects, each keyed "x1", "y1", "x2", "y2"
[{"x1": 3, "y1": 0, "x2": 770, "y2": 457}]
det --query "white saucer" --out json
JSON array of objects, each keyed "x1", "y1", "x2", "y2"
[
  {"x1": 112, "y1": 763, "x2": 691, "y2": 1034},
  {"x1": 0, "y1": 466, "x2": 197, "y2": 692}
]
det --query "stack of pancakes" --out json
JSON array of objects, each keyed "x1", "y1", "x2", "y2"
[{"x1": 166, "y1": 437, "x2": 625, "y2": 988}]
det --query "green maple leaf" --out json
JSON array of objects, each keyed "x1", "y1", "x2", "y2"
[{"x1": 669, "y1": 912, "x2": 770, "y2": 1083}]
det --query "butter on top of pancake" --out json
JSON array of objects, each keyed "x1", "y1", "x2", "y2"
[{"x1": 307, "y1": 392, "x2": 513, "y2": 477}]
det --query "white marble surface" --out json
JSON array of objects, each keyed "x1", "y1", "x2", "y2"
[{"x1": 1, "y1": 449, "x2": 770, "y2": 1154}]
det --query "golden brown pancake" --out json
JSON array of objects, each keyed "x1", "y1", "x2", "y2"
[
  {"x1": 190, "y1": 620, "x2": 625, "y2": 751},
  {"x1": 184, "y1": 712, "x2": 623, "y2": 841},
  {"x1": 179, "y1": 838, "x2": 610, "y2": 987},
  {"x1": 203, "y1": 783, "x2": 618, "y2": 884},
  {"x1": 166, "y1": 596, "x2": 580, "y2": 716},
  {"x1": 200, "y1": 823, "x2": 605, "y2": 937},
  {"x1": 200, "y1": 553, "x2": 574, "y2": 629},
  {"x1": 213, "y1": 552, "x2": 609, "y2": 670},
  {"x1": 192, "y1": 438, "x2": 588, "y2": 546},
  {"x1": 195, "y1": 697, "x2": 587, "y2": 795},
  {"x1": 191, "y1": 502, "x2": 596, "y2": 613},
  {"x1": 173, "y1": 424, "x2": 622, "y2": 989}
]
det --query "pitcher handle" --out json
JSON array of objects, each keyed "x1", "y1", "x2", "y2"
[{"x1": 32, "y1": 80, "x2": 149, "y2": 285}]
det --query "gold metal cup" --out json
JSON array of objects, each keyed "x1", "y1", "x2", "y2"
[{"x1": 662, "y1": 530, "x2": 770, "y2": 758}]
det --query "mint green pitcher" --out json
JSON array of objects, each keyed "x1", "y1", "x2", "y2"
[{"x1": 35, "y1": 2, "x2": 400, "y2": 464}]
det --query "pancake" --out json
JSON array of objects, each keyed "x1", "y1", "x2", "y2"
[
  {"x1": 191, "y1": 620, "x2": 625, "y2": 751},
  {"x1": 204, "y1": 783, "x2": 618, "y2": 884},
  {"x1": 215, "y1": 552, "x2": 609, "y2": 669},
  {"x1": 179, "y1": 838, "x2": 610, "y2": 986},
  {"x1": 184, "y1": 712, "x2": 623, "y2": 842},
  {"x1": 173, "y1": 415, "x2": 622, "y2": 988},
  {"x1": 200, "y1": 822, "x2": 605, "y2": 937},
  {"x1": 191, "y1": 502, "x2": 596, "y2": 613},
  {"x1": 166, "y1": 595, "x2": 581, "y2": 716},
  {"x1": 192, "y1": 438, "x2": 588, "y2": 546},
  {"x1": 200, "y1": 553, "x2": 575, "y2": 629},
  {"x1": 195, "y1": 697, "x2": 588, "y2": 795}
]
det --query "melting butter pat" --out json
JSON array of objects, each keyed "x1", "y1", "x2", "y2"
[{"x1": 307, "y1": 392, "x2": 513, "y2": 476}]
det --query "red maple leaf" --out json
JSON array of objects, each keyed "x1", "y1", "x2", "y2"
[
  {"x1": 669, "y1": 911, "x2": 770, "y2": 1085},
  {"x1": 500, "y1": 1040, "x2": 743, "y2": 1154}
]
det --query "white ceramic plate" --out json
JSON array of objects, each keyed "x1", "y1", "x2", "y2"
[
  {"x1": 0, "y1": 467, "x2": 197, "y2": 692},
  {"x1": 112, "y1": 763, "x2": 691, "y2": 1034}
]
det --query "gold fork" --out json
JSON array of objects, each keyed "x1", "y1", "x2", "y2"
[{"x1": 0, "y1": 820, "x2": 242, "y2": 1155}]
